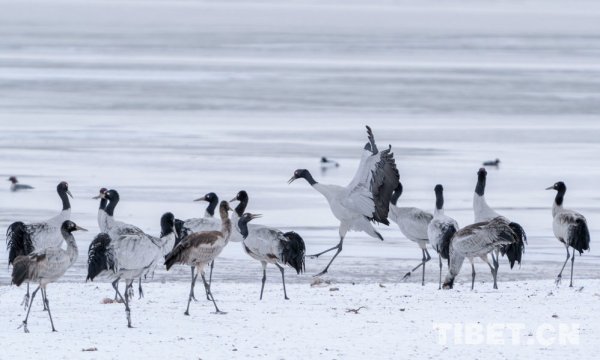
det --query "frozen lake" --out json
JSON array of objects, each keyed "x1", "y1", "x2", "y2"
[{"x1": 0, "y1": 0, "x2": 599, "y2": 288}]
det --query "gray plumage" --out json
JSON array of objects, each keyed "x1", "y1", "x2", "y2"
[
  {"x1": 164, "y1": 201, "x2": 232, "y2": 315},
  {"x1": 427, "y1": 185, "x2": 459, "y2": 289},
  {"x1": 389, "y1": 182, "x2": 433, "y2": 286},
  {"x1": 547, "y1": 181, "x2": 591, "y2": 287},
  {"x1": 237, "y1": 213, "x2": 306, "y2": 300},
  {"x1": 89, "y1": 206, "x2": 177, "y2": 328},
  {"x1": 443, "y1": 217, "x2": 518, "y2": 290},
  {"x1": 12, "y1": 220, "x2": 86, "y2": 333}
]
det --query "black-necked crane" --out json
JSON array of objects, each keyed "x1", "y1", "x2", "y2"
[
  {"x1": 473, "y1": 168, "x2": 527, "y2": 288},
  {"x1": 237, "y1": 213, "x2": 306, "y2": 300},
  {"x1": 388, "y1": 182, "x2": 433, "y2": 285},
  {"x1": 6, "y1": 181, "x2": 73, "y2": 308},
  {"x1": 8, "y1": 176, "x2": 34, "y2": 192},
  {"x1": 11, "y1": 220, "x2": 86, "y2": 333},
  {"x1": 164, "y1": 201, "x2": 232, "y2": 315},
  {"x1": 546, "y1": 181, "x2": 591, "y2": 287},
  {"x1": 443, "y1": 217, "x2": 519, "y2": 290},
  {"x1": 427, "y1": 185, "x2": 458, "y2": 289},
  {"x1": 101, "y1": 189, "x2": 148, "y2": 299},
  {"x1": 87, "y1": 211, "x2": 177, "y2": 327},
  {"x1": 288, "y1": 126, "x2": 399, "y2": 276}
]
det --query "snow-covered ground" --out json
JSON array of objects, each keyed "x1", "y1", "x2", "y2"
[
  {"x1": 1, "y1": 0, "x2": 599, "y2": 358},
  {"x1": 1, "y1": 280, "x2": 599, "y2": 359}
]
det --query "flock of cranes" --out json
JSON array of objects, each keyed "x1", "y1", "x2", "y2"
[{"x1": 4, "y1": 126, "x2": 592, "y2": 333}]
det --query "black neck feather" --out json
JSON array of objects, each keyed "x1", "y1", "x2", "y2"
[
  {"x1": 99, "y1": 197, "x2": 107, "y2": 210},
  {"x1": 475, "y1": 175, "x2": 486, "y2": 196},
  {"x1": 59, "y1": 189, "x2": 71, "y2": 211},
  {"x1": 238, "y1": 219, "x2": 249, "y2": 239},
  {"x1": 235, "y1": 197, "x2": 248, "y2": 217},
  {"x1": 206, "y1": 197, "x2": 218, "y2": 217},
  {"x1": 435, "y1": 191, "x2": 444, "y2": 210},
  {"x1": 555, "y1": 189, "x2": 565, "y2": 206},
  {"x1": 105, "y1": 197, "x2": 118, "y2": 216}
]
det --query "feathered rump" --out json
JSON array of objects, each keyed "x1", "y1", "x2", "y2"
[
  {"x1": 439, "y1": 224, "x2": 457, "y2": 262},
  {"x1": 6, "y1": 221, "x2": 33, "y2": 265},
  {"x1": 11, "y1": 255, "x2": 33, "y2": 286},
  {"x1": 570, "y1": 218, "x2": 590, "y2": 254},
  {"x1": 281, "y1": 231, "x2": 306, "y2": 274},
  {"x1": 87, "y1": 233, "x2": 116, "y2": 281},
  {"x1": 501, "y1": 222, "x2": 527, "y2": 269},
  {"x1": 164, "y1": 242, "x2": 188, "y2": 271}
]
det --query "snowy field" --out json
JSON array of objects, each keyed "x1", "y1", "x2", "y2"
[{"x1": 1, "y1": 0, "x2": 600, "y2": 358}]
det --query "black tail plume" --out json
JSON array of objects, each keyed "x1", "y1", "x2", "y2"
[
  {"x1": 174, "y1": 219, "x2": 191, "y2": 247},
  {"x1": 164, "y1": 243, "x2": 186, "y2": 271},
  {"x1": 501, "y1": 222, "x2": 527, "y2": 269},
  {"x1": 6, "y1": 221, "x2": 33, "y2": 265},
  {"x1": 11, "y1": 255, "x2": 32, "y2": 286},
  {"x1": 87, "y1": 233, "x2": 115, "y2": 281},
  {"x1": 281, "y1": 231, "x2": 306, "y2": 274},
  {"x1": 570, "y1": 218, "x2": 590, "y2": 254}
]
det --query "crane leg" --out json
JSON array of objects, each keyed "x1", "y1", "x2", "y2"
[
  {"x1": 569, "y1": 251, "x2": 575, "y2": 287},
  {"x1": 189, "y1": 267, "x2": 198, "y2": 302},
  {"x1": 471, "y1": 262, "x2": 476, "y2": 290},
  {"x1": 112, "y1": 278, "x2": 132, "y2": 328},
  {"x1": 314, "y1": 237, "x2": 345, "y2": 277},
  {"x1": 556, "y1": 247, "x2": 571, "y2": 286},
  {"x1": 309, "y1": 244, "x2": 340, "y2": 259},
  {"x1": 402, "y1": 248, "x2": 431, "y2": 285},
  {"x1": 438, "y1": 253, "x2": 443, "y2": 290},
  {"x1": 201, "y1": 272, "x2": 225, "y2": 314},
  {"x1": 275, "y1": 264, "x2": 289, "y2": 300},
  {"x1": 490, "y1": 252, "x2": 499, "y2": 289},
  {"x1": 260, "y1": 261, "x2": 267, "y2": 300},
  {"x1": 41, "y1": 288, "x2": 57, "y2": 332},
  {"x1": 138, "y1": 278, "x2": 144, "y2": 299},
  {"x1": 21, "y1": 282, "x2": 30, "y2": 310},
  {"x1": 205, "y1": 261, "x2": 214, "y2": 301},
  {"x1": 21, "y1": 285, "x2": 41, "y2": 333},
  {"x1": 185, "y1": 271, "x2": 198, "y2": 316}
]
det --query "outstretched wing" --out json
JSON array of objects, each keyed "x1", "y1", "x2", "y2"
[{"x1": 345, "y1": 127, "x2": 400, "y2": 225}]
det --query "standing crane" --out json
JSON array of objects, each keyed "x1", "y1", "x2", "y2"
[{"x1": 12, "y1": 220, "x2": 86, "y2": 333}]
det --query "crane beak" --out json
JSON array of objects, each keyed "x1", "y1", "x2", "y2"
[
  {"x1": 75, "y1": 225, "x2": 88, "y2": 232},
  {"x1": 193, "y1": 197, "x2": 206, "y2": 202},
  {"x1": 545, "y1": 186, "x2": 554, "y2": 190},
  {"x1": 287, "y1": 176, "x2": 297, "y2": 184},
  {"x1": 92, "y1": 194, "x2": 102, "y2": 199},
  {"x1": 66, "y1": 190, "x2": 74, "y2": 198},
  {"x1": 249, "y1": 213, "x2": 262, "y2": 220},
  {"x1": 230, "y1": 197, "x2": 238, "y2": 202}
]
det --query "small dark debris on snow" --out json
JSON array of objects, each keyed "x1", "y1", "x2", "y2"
[
  {"x1": 329, "y1": 287, "x2": 339, "y2": 292},
  {"x1": 379, "y1": 283, "x2": 386, "y2": 288},
  {"x1": 346, "y1": 306, "x2": 366, "y2": 314},
  {"x1": 82, "y1": 347, "x2": 97, "y2": 352},
  {"x1": 576, "y1": 286, "x2": 584, "y2": 292},
  {"x1": 101, "y1": 298, "x2": 123, "y2": 304},
  {"x1": 552, "y1": 314, "x2": 559, "y2": 318},
  {"x1": 400, "y1": 308, "x2": 405, "y2": 312}
]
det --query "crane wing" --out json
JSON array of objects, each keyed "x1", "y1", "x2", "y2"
[{"x1": 345, "y1": 126, "x2": 400, "y2": 225}]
